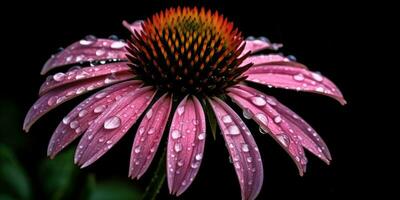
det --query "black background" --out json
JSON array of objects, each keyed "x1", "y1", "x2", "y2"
[{"x1": 1, "y1": 0, "x2": 389, "y2": 199}]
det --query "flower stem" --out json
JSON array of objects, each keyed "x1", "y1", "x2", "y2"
[{"x1": 141, "y1": 148, "x2": 166, "y2": 200}]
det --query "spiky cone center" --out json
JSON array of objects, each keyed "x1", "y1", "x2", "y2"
[{"x1": 126, "y1": 7, "x2": 252, "y2": 96}]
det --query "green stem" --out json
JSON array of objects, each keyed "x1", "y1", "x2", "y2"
[{"x1": 141, "y1": 148, "x2": 166, "y2": 200}]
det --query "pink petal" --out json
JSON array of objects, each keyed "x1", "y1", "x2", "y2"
[
  {"x1": 241, "y1": 54, "x2": 307, "y2": 69},
  {"x1": 129, "y1": 93, "x2": 173, "y2": 179},
  {"x1": 23, "y1": 73, "x2": 134, "y2": 132},
  {"x1": 74, "y1": 86, "x2": 156, "y2": 168},
  {"x1": 167, "y1": 96, "x2": 206, "y2": 196},
  {"x1": 41, "y1": 38, "x2": 128, "y2": 75},
  {"x1": 123, "y1": 20, "x2": 144, "y2": 34},
  {"x1": 241, "y1": 39, "x2": 283, "y2": 57},
  {"x1": 228, "y1": 85, "x2": 307, "y2": 175},
  {"x1": 39, "y1": 62, "x2": 132, "y2": 95},
  {"x1": 209, "y1": 97, "x2": 263, "y2": 200},
  {"x1": 47, "y1": 80, "x2": 142, "y2": 158},
  {"x1": 244, "y1": 64, "x2": 346, "y2": 105},
  {"x1": 266, "y1": 95, "x2": 332, "y2": 163}
]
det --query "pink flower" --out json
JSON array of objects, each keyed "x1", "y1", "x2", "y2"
[{"x1": 24, "y1": 7, "x2": 345, "y2": 200}]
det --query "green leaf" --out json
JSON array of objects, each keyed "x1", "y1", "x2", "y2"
[
  {"x1": 38, "y1": 148, "x2": 78, "y2": 200},
  {"x1": 86, "y1": 177, "x2": 142, "y2": 200},
  {"x1": 0, "y1": 144, "x2": 32, "y2": 200}
]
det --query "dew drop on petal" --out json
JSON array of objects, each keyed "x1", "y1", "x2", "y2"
[
  {"x1": 146, "y1": 109, "x2": 153, "y2": 119},
  {"x1": 69, "y1": 120, "x2": 79, "y2": 129},
  {"x1": 255, "y1": 113, "x2": 268, "y2": 125},
  {"x1": 134, "y1": 146, "x2": 141, "y2": 153},
  {"x1": 251, "y1": 96, "x2": 266, "y2": 106},
  {"x1": 293, "y1": 73, "x2": 305, "y2": 81},
  {"x1": 62, "y1": 116, "x2": 71, "y2": 125},
  {"x1": 247, "y1": 157, "x2": 253, "y2": 163},
  {"x1": 311, "y1": 72, "x2": 323, "y2": 82},
  {"x1": 197, "y1": 132, "x2": 205, "y2": 140},
  {"x1": 174, "y1": 143, "x2": 182, "y2": 152},
  {"x1": 177, "y1": 106, "x2": 185, "y2": 116},
  {"x1": 241, "y1": 144, "x2": 249, "y2": 152},
  {"x1": 103, "y1": 116, "x2": 121, "y2": 129},
  {"x1": 111, "y1": 41, "x2": 125, "y2": 49},
  {"x1": 259, "y1": 126, "x2": 269, "y2": 134},
  {"x1": 177, "y1": 160, "x2": 184, "y2": 167},
  {"x1": 222, "y1": 115, "x2": 233, "y2": 123},
  {"x1": 53, "y1": 72, "x2": 66, "y2": 82},
  {"x1": 95, "y1": 49, "x2": 106, "y2": 56},
  {"x1": 242, "y1": 108, "x2": 253, "y2": 119},
  {"x1": 191, "y1": 162, "x2": 200, "y2": 169},
  {"x1": 95, "y1": 92, "x2": 107, "y2": 99},
  {"x1": 195, "y1": 153, "x2": 203, "y2": 161},
  {"x1": 274, "y1": 116, "x2": 282, "y2": 123},
  {"x1": 171, "y1": 130, "x2": 181, "y2": 139},
  {"x1": 315, "y1": 87, "x2": 325, "y2": 92},
  {"x1": 147, "y1": 127, "x2": 155, "y2": 135},
  {"x1": 79, "y1": 39, "x2": 93, "y2": 45},
  {"x1": 276, "y1": 134, "x2": 290, "y2": 147},
  {"x1": 228, "y1": 125, "x2": 240, "y2": 135},
  {"x1": 78, "y1": 110, "x2": 88, "y2": 118},
  {"x1": 94, "y1": 105, "x2": 106, "y2": 113}
]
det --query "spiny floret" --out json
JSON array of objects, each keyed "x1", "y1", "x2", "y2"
[{"x1": 126, "y1": 7, "x2": 252, "y2": 95}]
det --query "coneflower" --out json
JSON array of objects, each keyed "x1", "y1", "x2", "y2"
[{"x1": 23, "y1": 7, "x2": 345, "y2": 200}]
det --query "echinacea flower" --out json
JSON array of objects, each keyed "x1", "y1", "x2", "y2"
[{"x1": 23, "y1": 7, "x2": 345, "y2": 200}]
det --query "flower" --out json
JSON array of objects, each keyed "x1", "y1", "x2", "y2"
[{"x1": 23, "y1": 7, "x2": 345, "y2": 200}]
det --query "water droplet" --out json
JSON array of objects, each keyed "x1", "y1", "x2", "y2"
[
  {"x1": 241, "y1": 144, "x2": 249, "y2": 152},
  {"x1": 259, "y1": 126, "x2": 269, "y2": 134},
  {"x1": 80, "y1": 39, "x2": 93, "y2": 45},
  {"x1": 287, "y1": 55, "x2": 297, "y2": 61},
  {"x1": 251, "y1": 96, "x2": 266, "y2": 106},
  {"x1": 53, "y1": 72, "x2": 66, "y2": 82},
  {"x1": 95, "y1": 49, "x2": 105, "y2": 56},
  {"x1": 108, "y1": 35, "x2": 119, "y2": 40},
  {"x1": 47, "y1": 96, "x2": 57, "y2": 106},
  {"x1": 171, "y1": 130, "x2": 181, "y2": 139},
  {"x1": 146, "y1": 109, "x2": 153, "y2": 119},
  {"x1": 174, "y1": 143, "x2": 182, "y2": 152},
  {"x1": 94, "y1": 105, "x2": 106, "y2": 113},
  {"x1": 62, "y1": 116, "x2": 71, "y2": 124},
  {"x1": 192, "y1": 119, "x2": 199, "y2": 125},
  {"x1": 195, "y1": 153, "x2": 203, "y2": 161},
  {"x1": 134, "y1": 146, "x2": 141, "y2": 153},
  {"x1": 76, "y1": 87, "x2": 86, "y2": 94},
  {"x1": 228, "y1": 125, "x2": 240, "y2": 135},
  {"x1": 191, "y1": 162, "x2": 200, "y2": 169},
  {"x1": 222, "y1": 115, "x2": 233, "y2": 123},
  {"x1": 103, "y1": 116, "x2": 121, "y2": 129},
  {"x1": 177, "y1": 160, "x2": 184, "y2": 166},
  {"x1": 273, "y1": 116, "x2": 282, "y2": 123},
  {"x1": 147, "y1": 127, "x2": 155, "y2": 134},
  {"x1": 246, "y1": 157, "x2": 253, "y2": 163},
  {"x1": 69, "y1": 120, "x2": 79, "y2": 129},
  {"x1": 138, "y1": 127, "x2": 145, "y2": 134},
  {"x1": 258, "y1": 36, "x2": 270, "y2": 43},
  {"x1": 98, "y1": 138, "x2": 104, "y2": 142},
  {"x1": 246, "y1": 36, "x2": 256, "y2": 40},
  {"x1": 197, "y1": 132, "x2": 205, "y2": 140},
  {"x1": 95, "y1": 92, "x2": 107, "y2": 99},
  {"x1": 78, "y1": 110, "x2": 88, "y2": 118},
  {"x1": 293, "y1": 73, "x2": 305, "y2": 81},
  {"x1": 276, "y1": 134, "x2": 290, "y2": 147},
  {"x1": 177, "y1": 106, "x2": 185, "y2": 116},
  {"x1": 242, "y1": 108, "x2": 253, "y2": 119},
  {"x1": 315, "y1": 87, "x2": 324, "y2": 92},
  {"x1": 111, "y1": 41, "x2": 125, "y2": 49},
  {"x1": 106, "y1": 140, "x2": 112, "y2": 144},
  {"x1": 311, "y1": 72, "x2": 323, "y2": 82}
]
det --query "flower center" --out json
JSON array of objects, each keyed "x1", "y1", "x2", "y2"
[{"x1": 126, "y1": 7, "x2": 252, "y2": 96}]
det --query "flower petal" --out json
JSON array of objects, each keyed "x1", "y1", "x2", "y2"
[
  {"x1": 241, "y1": 54, "x2": 307, "y2": 69},
  {"x1": 209, "y1": 97, "x2": 263, "y2": 200},
  {"x1": 74, "y1": 86, "x2": 156, "y2": 168},
  {"x1": 244, "y1": 64, "x2": 346, "y2": 105},
  {"x1": 129, "y1": 93, "x2": 173, "y2": 179},
  {"x1": 123, "y1": 20, "x2": 144, "y2": 34},
  {"x1": 266, "y1": 95, "x2": 332, "y2": 163},
  {"x1": 23, "y1": 73, "x2": 134, "y2": 132},
  {"x1": 228, "y1": 85, "x2": 311, "y2": 174},
  {"x1": 47, "y1": 80, "x2": 142, "y2": 158},
  {"x1": 41, "y1": 38, "x2": 128, "y2": 75},
  {"x1": 241, "y1": 39, "x2": 282, "y2": 56},
  {"x1": 167, "y1": 96, "x2": 206, "y2": 196},
  {"x1": 40, "y1": 62, "x2": 132, "y2": 95}
]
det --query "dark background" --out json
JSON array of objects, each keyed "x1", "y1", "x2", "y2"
[{"x1": 1, "y1": 0, "x2": 389, "y2": 199}]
